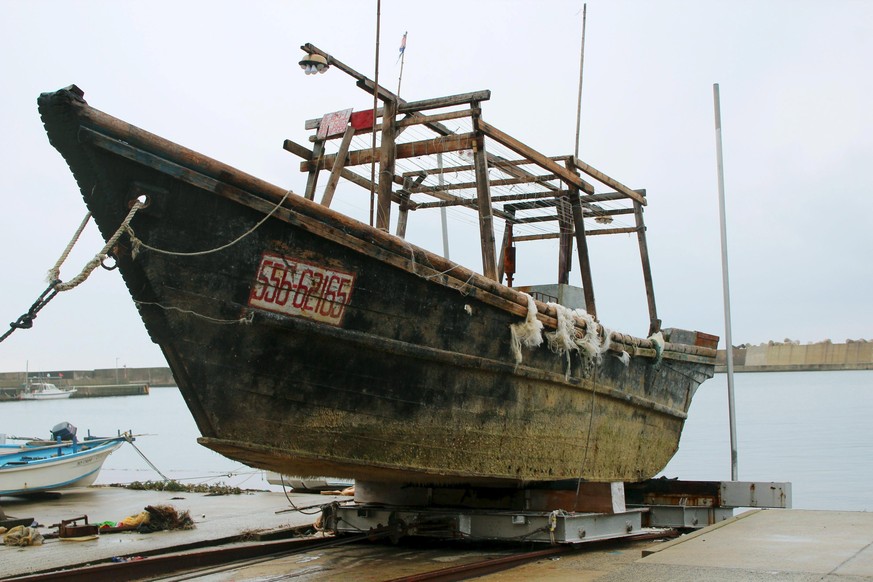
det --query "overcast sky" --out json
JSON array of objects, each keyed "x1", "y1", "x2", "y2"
[{"x1": 1, "y1": 0, "x2": 871, "y2": 373}]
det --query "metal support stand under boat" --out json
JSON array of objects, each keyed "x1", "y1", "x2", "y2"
[
  {"x1": 329, "y1": 479, "x2": 791, "y2": 544},
  {"x1": 714, "y1": 83, "x2": 739, "y2": 481}
]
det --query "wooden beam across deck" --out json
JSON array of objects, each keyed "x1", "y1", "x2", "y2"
[
  {"x1": 395, "y1": 107, "x2": 479, "y2": 129},
  {"x1": 408, "y1": 173, "x2": 559, "y2": 195},
  {"x1": 284, "y1": 138, "x2": 413, "y2": 207},
  {"x1": 476, "y1": 120, "x2": 596, "y2": 195},
  {"x1": 400, "y1": 157, "x2": 543, "y2": 179},
  {"x1": 299, "y1": 133, "x2": 477, "y2": 172},
  {"x1": 568, "y1": 156, "x2": 646, "y2": 206},
  {"x1": 512, "y1": 226, "x2": 634, "y2": 242},
  {"x1": 307, "y1": 105, "x2": 481, "y2": 133},
  {"x1": 418, "y1": 189, "x2": 645, "y2": 208}
]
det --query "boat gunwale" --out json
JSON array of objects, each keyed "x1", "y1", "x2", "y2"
[{"x1": 39, "y1": 88, "x2": 716, "y2": 362}]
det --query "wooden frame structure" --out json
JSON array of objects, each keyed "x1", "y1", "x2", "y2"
[{"x1": 286, "y1": 44, "x2": 660, "y2": 334}]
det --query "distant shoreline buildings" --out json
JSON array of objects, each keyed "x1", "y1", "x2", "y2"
[{"x1": 716, "y1": 339, "x2": 873, "y2": 372}]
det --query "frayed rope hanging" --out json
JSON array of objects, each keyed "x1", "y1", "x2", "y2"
[
  {"x1": 508, "y1": 295, "x2": 627, "y2": 373},
  {"x1": 510, "y1": 293, "x2": 543, "y2": 364}
]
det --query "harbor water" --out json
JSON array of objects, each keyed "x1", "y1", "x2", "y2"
[{"x1": 1, "y1": 370, "x2": 870, "y2": 510}]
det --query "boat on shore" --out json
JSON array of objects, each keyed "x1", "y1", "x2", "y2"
[
  {"x1": 36, "y1": 44, "x2": 717, "y2": 486},
  {"x1": 265, "y1": 471, "x2": 354, "y2": 493},
  {"x1": 19, "y1": 382, "x2": 76, "y2": 400},
  {"x1": 0, "y1": 423, "x2": 128, "y2": 496}
]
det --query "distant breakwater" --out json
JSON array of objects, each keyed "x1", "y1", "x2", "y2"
[
  {"x1": 716, "y1": 340, "x2": 873, "y2": 372},
  {"x1": 0, "y1": 366, "x2": 175, "y2": 389}
]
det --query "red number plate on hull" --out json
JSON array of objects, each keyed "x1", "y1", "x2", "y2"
[{"x1": 249, "y1": 251, "x2": 356, "y2": 326}]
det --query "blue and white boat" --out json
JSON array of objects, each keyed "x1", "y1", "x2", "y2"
[{"x1": 0, "y1": 423, "x2": 128, "y2": 496}]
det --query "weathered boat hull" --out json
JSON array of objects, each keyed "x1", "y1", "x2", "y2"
[{"x1": 39, "y1": 86, "x2": 715, "y2": 485}]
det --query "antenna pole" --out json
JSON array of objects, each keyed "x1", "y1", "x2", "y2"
[{"x1": 574, "y1": 4, "x2": 587, "y2": 158}]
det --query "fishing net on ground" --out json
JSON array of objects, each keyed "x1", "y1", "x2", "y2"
[
  {"x1": 118, "y1": 504, "x2": 195, "y2": 533},
  {"x1": 3, "y1": 525, "x2": 44, "y2": 546}
]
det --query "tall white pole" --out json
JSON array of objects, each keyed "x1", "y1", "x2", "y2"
[
  {"x1": 438, "y1": 153, "x2": 450, "y2": 259},
  {"x1": 713, "y1": 83, "x2": 738, "y2": 481}
]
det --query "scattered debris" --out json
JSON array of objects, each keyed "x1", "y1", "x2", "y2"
[
  {"x1": 320, "y1": 486, "x2": 355, "y2": 496},
  {"x1": 57, "y1": 515, "x2": 99, "y2": 540},
  {"x1": 142, "y1": 505, "x2": 195, "y2": 532},
  {"x1": 4, "y1": 525, "x2": 44, "y2": 546},
  {"x1": 118, "y1": 480, "x2": 244, "y2": 495}
]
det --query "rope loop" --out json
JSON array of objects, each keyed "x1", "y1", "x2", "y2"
[{"x1": 125, "y1": 190, "x2": 290, "y2": 257}]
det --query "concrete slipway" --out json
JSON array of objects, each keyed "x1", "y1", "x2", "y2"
[
  {"x1": 2, "y1": 487, "x2": 873, "y2": 580},
  {"x1": 0, "y1": 486, "x2": 345, "y2": 579}
]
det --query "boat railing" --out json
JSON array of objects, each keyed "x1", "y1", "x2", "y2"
[{"x1": 0, "y1": 434, "x2": 131, "y2": 457}]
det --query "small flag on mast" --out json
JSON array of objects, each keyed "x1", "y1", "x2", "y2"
[{"x1": 397, "y1": 32, "x2": 407, "y2": 63}]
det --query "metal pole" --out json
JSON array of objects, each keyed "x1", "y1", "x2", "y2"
[
  {"x1": 574, "y1": 4, "x2": 587, "y2": 159},
  {"x1": 397, "y1": 32, "x2": 407, "y2": 97},
  {"x1": 369, "y1": 0, "x2": 382, "y2": 227},
  {"x1": 437, "y1": 153, "x2": 450, "y2": 259},
  {"x1": 713, "y1": 83, "x2": 738, "y2": 481}
]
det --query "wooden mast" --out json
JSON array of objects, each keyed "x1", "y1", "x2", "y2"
[
  {"x1": 376, "y1": 98, "x2": 397, "y2": 230},
  {"x1": 565, "y1": 159, "x2": 596, "y2": 316},
  {"x1": 471, "y1": 105, "x2": 498, "y2": 281}
]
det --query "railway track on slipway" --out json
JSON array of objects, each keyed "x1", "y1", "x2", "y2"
[{"x1": 6, "y1": 527, "x2": 673, "y2": 581}]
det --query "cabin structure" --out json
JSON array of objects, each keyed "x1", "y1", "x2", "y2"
[{"x1": 287, "y1": 43, "x2": 661, "y2": 336}]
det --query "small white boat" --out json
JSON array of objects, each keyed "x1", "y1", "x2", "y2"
[
  {"x1": 265, "y1": 471, "x2": 353, "y2": 492},
  {"x1": 0, "y1": 423, "x2": 128, "y2": 496},
  {"x1": 19, "y1": 382, "x2": 76, "y2": 400}
]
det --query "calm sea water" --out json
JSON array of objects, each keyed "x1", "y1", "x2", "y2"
[{"x1": 2, "y1": 371, "x2": 871, "y2": 510}]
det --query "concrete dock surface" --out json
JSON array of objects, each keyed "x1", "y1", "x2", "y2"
[
  {"x1": 1, "y1": 485, "x2": 343, "y2": 579},
  {"x1": 479, "y1": 509, "x2": 873, "y2": 581},
  {"x1": 3, "y1": 489, "x2": 873, "y2": 580}
]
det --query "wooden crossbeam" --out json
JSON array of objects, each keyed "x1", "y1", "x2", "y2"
[
  {"x1": 283, "y1": 139, "x2": 412, "y2": 207},
  {"x1": 299, "y1": 133, "x2": 476, "y2": 172},
  {"x1": 396, "y1": 108, "x2": 479, "y2": 129},
  {"x1": 476, "y1": 120, "x2": 596, "y2": 195},
  {"x1": 408, "y1": 173, "x2": 559, "y2": 195},
  {"x1": 400, "y1": 157, "x2": 541, "y2": 178},
  {"x1": 570, "y1": 156, "x2": 646, "y2": 206}
]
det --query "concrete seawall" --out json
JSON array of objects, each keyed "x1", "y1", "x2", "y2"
[
  {"x1": 0, "y1": 367, "x2": 174, "y2": 399},
  {"x1": 716, "y1": 341, "x2": 873, "y2": 372},
  {"x1": 0, "y1": 366, "x2": 175, "y2": 389}
]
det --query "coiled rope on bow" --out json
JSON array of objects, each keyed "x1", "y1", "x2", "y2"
[{"x1": 2, "y1": 189, "x2": 291, "y2": 343}]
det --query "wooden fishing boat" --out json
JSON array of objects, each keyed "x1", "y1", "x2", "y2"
[
  {"x1": 37, "y1": 45, "x2": 717, "y2": 486},
  {"x1": 0, "y1": 425, "x2": 127, "y2": 496}
]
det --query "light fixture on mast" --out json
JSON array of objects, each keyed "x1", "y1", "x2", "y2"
[{"x1": 299, "y1": 53, "x2": 330, "y2": 75}]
